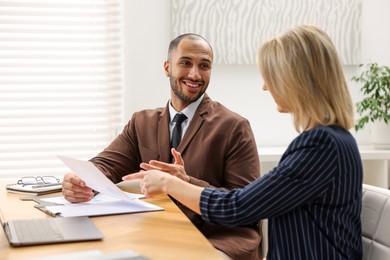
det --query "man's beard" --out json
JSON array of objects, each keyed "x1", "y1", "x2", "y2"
[{"x1": 170, "y1": 77, "x2": 206, "y2": 104}]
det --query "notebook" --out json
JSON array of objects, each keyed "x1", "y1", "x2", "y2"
[{"x1": 0, "y1": 209, "x2": 103, "y2": 247}]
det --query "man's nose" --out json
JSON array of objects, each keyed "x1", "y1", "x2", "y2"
[{"x1": 188, "y1": 66, "x2": 201, "y2": 80}]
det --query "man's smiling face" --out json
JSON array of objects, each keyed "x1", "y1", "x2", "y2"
[{"x1": 164, "y1": 37, "x2": 213, "y2": 111}]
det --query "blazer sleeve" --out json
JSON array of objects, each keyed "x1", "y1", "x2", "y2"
[
  {"x1": 201, "y1": 128, "x2": 340, "y2": 225},
  {"x1": 90, "y1": 113, "x2": 142, "y2": 183}
]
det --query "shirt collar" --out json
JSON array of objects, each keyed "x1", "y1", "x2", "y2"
[{"x1": 169, "y1": 94, "x2": 204, "y2": 123}]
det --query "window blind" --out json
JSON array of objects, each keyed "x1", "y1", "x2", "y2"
[{"x1": 0, "y1": 0, "x2": 124, "y2": 178}]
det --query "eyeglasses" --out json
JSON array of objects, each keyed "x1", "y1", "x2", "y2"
[{"x1": 17, "y1": 176, "x2": 60, "y2": 187}]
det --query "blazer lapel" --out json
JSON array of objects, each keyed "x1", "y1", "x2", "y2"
[
  {"x1": 158, "y1": 104, "x2": 172, "y2": 163},
  {"x1": 177, "y1": 94, "x2": 211, "y2": 153}
]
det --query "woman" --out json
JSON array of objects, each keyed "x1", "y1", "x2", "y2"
[{"x1": 124, "y1": 25, "x2": 363, "y2": 260}]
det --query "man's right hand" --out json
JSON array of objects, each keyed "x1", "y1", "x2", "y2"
[{"x1": 62, "y1": 173, "x2": 95, "y2": 203}]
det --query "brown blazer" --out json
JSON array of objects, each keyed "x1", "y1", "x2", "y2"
[{"x1": 91, "y1": 94, "x2": 262, "y2": 259}]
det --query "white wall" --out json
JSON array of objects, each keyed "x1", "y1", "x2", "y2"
[
  {"x1": 361, "y1": 0, "x2": 390, "y2": 67},
  {"x1": 123, "y1": 0, "x2": 171, "y2": 121},
  {"x1": 123, "y1": 0, "x2": 390, "y2": 147}
]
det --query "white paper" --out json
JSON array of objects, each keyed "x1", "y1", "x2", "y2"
[
  {"x1": 52, "y1": 155, "x2": 163, "y2": 217},
  {"x1": 58, "y1": 155, "x2": 134, "y2": 203},
  {"x1": 40, "y1": 192, "x2": 145, "y2": 205},
  {"x1": 44, "y1": 199, "x2": 163, "y2": 217}
]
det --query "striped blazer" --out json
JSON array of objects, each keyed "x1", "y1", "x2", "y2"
[{"x1": 201, "y1": 125, "x2": 363, "y2": 260}]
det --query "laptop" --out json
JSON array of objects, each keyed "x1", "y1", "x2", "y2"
[{"x1": 0, "y1": 209, "x2": 103, "y2": 247}]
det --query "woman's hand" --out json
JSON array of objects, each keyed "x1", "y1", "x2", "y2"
[
  {"x1": 122, "y1": 148, "x2": 203, "y2": 214},
  {"x1": 122, "y1": 170, "x2": 173, "y2": 197},
  {"x1": 123, "y1": 168, "x2": 203, "y2": 215}
]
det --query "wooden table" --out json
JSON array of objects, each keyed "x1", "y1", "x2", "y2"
[{"x1": 0, "y1": 180, "x2": 222, "y2": 260}]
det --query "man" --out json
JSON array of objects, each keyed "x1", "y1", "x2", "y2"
[{"x1": 62, "y1": 33, "x2": 262, "y2": 260}]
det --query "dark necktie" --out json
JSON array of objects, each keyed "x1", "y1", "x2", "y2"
[{"x1": 171, "y1": 113, "x2": 187, "y2": 149}]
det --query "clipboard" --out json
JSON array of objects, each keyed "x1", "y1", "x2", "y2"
[
  {"x1": 19, "y1": 156, "x2": 164, "y2": 217},
  {"x1": 22, "y1": 192, "x2": 163, "y2": 218},
  {"x1": 21, "y1": 194, "x2": 68, "y2": 217}
]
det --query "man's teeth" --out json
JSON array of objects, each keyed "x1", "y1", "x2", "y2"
[{"x1": 185, "y1": 83, "x2": 200, "y2": 88}]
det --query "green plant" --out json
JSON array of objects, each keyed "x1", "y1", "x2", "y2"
[{"x1": 352, "y1": 63, "x2": 390, "y2": 131}]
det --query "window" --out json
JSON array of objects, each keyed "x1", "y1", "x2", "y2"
[{"x1": 0, "y1": 0, "x2": 124, "y2": 177}]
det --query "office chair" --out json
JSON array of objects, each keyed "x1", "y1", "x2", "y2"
[{"x1": 361, "y1": 184, "x2": 390, "y2": 260}]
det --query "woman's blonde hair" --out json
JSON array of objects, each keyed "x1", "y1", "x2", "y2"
[{"x1": 258, "y1": 25, "x2": 354, "y2": 132}]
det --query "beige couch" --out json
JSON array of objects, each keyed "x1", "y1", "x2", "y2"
[{"x1": 362, "y1": 184, "x2": 390, "y2": 260}]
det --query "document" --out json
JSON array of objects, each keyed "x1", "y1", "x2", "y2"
[
  {"x1": 39, "y1": 193, "x2": 162, "y2": 217},
  {"x1": 58, "y1": 155, "x2": 134, "y2": 203},
  {"x1": 34, "y1": 156, "x2": 164, "y2": 217}
]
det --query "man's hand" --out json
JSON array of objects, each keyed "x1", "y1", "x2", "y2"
[
  {"x1": 140, "y1": 148, "x2": 190, "y2": 182},
  {"x1": 62, "y1": 173, "x2": 95, "y2": 202}
]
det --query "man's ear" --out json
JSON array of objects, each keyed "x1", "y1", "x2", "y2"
[{"x1": 163, "y1": 61, "x2": 170, "y2": 77}]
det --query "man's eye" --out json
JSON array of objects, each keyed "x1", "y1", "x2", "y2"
[
  {"x1": 179, "y1": 61, "x2": 190, "y2": 66},
  {"x1": 200, "y1": 64, "x2": 211, "y2": 70}
]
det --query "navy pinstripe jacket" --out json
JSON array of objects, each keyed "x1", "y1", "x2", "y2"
[{"x1": 201, "y1": 125, "x2": 362, "y2": 260}]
